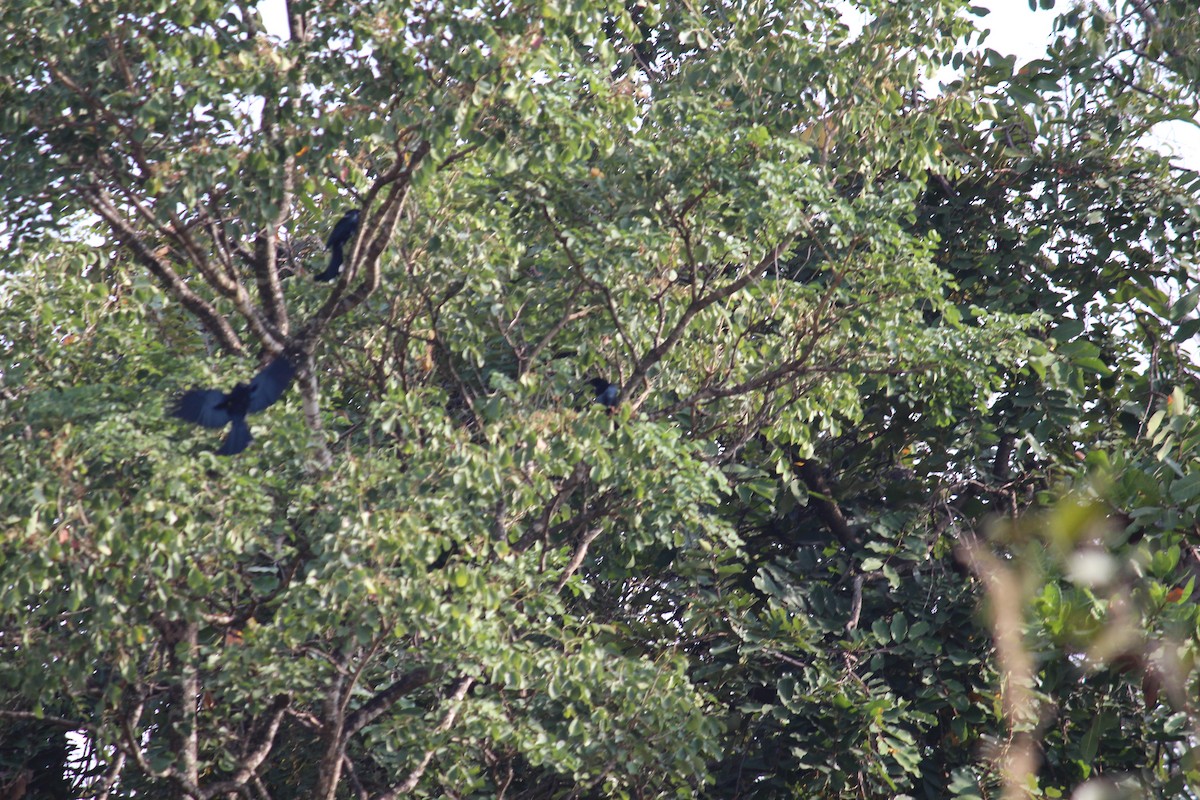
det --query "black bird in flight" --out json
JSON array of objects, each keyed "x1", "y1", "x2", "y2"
[
  {"x1": 587, "y1": 377, "x2": 620, "y2": 408},
  {"x1": 172, "y1": 356, "x2": 296, "y2": 455},
  {"x1": 315, "y1": 209, "x2": 361, "y2": 282}
]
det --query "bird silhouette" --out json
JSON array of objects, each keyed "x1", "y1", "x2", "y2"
[
  {"x1": 587, "y1": 377, "x2": 620, "y2": 408},
  {"x1": 172, "y1": 356, "x2": 296, "y2": 455},
  {"x1": 314, "y1": 209, "x2": 360, "y2": 282}
]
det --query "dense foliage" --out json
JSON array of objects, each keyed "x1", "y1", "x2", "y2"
[{"x1": 2, "y1": 0, "x2": 1199, "y2": 797}]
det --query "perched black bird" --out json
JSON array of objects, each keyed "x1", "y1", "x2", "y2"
[
  {"x1": 172, "y1": 356, "x2": 296, "y2": 455},
  {"x1": 587, "y1": 377, "x2": 620, "y2": 408},
  {"x1": 314, "y1": 209, "x2": 361, "y2": 282}
]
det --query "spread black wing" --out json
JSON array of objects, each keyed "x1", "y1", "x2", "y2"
[
  {"x1": 172, "y1": 389, "x2": 233, "y2": 428},
  {"x1": 246, "y1": 356, "x2": 296, "y2": 414}
]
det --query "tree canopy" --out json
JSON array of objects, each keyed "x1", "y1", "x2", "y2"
[{"x1": 2, "y1": 0, "x2": 1200, "y2": 798}]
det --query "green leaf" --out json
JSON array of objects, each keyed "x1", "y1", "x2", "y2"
[{"x1": 1169, "y1": 473, "x2": 1200, "y2": 504}]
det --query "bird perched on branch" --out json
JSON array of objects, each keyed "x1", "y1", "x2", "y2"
[
  {"x1": 314, "y1": 209, "x2": 360, "y2": 282},
  {"x1": 587, "y1": 377, "x2": 620, "y2": 409},
  {"x1": 171, "y1": 356, "x2": 296, "y2": 455}
]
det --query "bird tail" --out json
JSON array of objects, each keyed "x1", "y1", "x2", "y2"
[
  {"x1": 218, "y1": 418, "x2": 253, "y2": 456},
  {"x1": 315, "y1": 245, "x2": 343, "y2": 282}
]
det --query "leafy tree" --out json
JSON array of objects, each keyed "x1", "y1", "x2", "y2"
[{"x1": 1, "y1": 1, "x2": 1198, "y2": 799}]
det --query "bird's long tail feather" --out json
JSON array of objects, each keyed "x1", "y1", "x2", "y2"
[
  {"x1": 218, "y1": 418, "x2": 253, "y2": 456},
  {"x1": 315, "y1": 245, "x2": 343, "y2": 282}
]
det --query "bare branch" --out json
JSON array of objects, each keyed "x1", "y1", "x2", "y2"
[
  {"x1": 0, "y1": 709, "x2": 84, "y2": 729},
  {"x1": 845, "y1": 574, "x2": 864, "y2": 632},
  {"x1": 795, "y1": 459, "x2": 859, "y2": 549},
  {"x1": 199, "y1": 694, "x2": 291, "y2": 800},
  {"x1": 345, "y1": 668, "x2": 434, "y2": 737},
  {"x1": 554, "y1": 526, "x2": 604, "y2": 593},
  {"x1": 81, "y1": 186, "x2": 246, "y2": 354},
  {"x1": 514, "y1": 460, "x2": 590, "y2": 552},
  {"x1": 519, "y1": 281, "x2": 594, "y2": 377},
  {"x1": 95, "y1": 749, "x2": 127, "y2": 800},
  {"x1": 287, "y1": 0, "x2": 308, "y2": 43},
  {"x1": 302, "y1": 140, "x2": 432, "y2": 346},
  {"x1": 375, "y1": 677, "x2": 475, "y2": 799},
  {"x1": 252, "y1": 154, "x2": 294, "y2": 335},
  {"x1": 118, "y1": 690, "x2": 204, "y2": 798},
  {"x1": 342, "y1": 755, "x2": 370, "y2": 800},
  {"x1": 621, "y1": 235, "x2": 797, "y2": 407}
]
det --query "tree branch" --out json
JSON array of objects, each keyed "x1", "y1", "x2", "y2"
[
  {"x1": 514, "y1": 460, "x2": 590, "y2": 552},
  {"x1": 199, "y1": 694, "x2": 291, "y2": 800},
  {"x1": 81, "y1": 186, "x2": 246, "y2": 354},
  {"x1": 795, "y1": 459, "x2": 859, "y2": 549},
  {"x1": 621, "y1": 235, "x2": 796, "y2": 406},
  {"x1": 0, "y1": 709, "x2": 83, "y2": 729},
  {"x1": 554, "y1": 526, "x2": 604, "y2": 592},
  {"x1": 301, "y1": 140, "x2": 431, "y2": 347},
  {"x1": 374, "y1": 677, "x2": 475, "y2": 799},
  {"x1": 345, "y1": 668, "x2": 434, "y2": 737},
  {"x1": 252, "y1": 154, "x2": 294, "y2": 336}
]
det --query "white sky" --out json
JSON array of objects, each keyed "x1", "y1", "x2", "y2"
[
  {"x1": 975, "y1": 0, "x2": 1058, "y2": 63},
  {"x1": 976, "y1": 0, "x2": 1200, "y2": 170}
]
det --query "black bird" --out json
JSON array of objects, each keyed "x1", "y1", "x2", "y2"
[
  {"x1": 172, "y1": 356, "x2": 296, "y2": 455},
  {"x1": 314, "y1": 209, "x2": 360, "y2": 282},
  {"x1": 587, "y1": 377, "x2": 620, "y2": 408}
]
